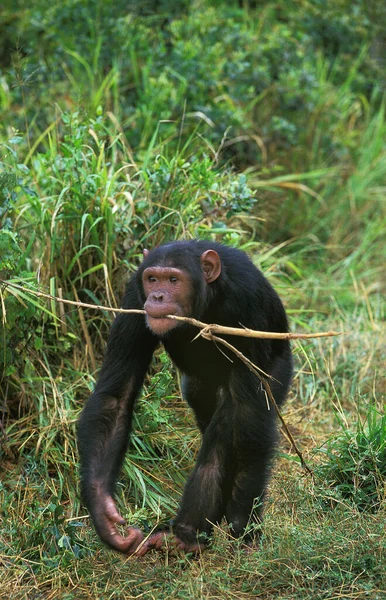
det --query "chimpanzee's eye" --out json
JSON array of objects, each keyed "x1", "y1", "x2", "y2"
[
  {"x1": 148, "y1": 276, "x2": 157, "y2": 283},
  {"x1": 170, "y1": 276, "x2": 178, "y2": 283}
]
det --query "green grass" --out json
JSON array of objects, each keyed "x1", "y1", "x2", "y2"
[{"x1": 1, "y1": 0, "x2": 385, "y2": 598}]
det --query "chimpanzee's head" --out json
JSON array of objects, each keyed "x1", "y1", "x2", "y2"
[{"x1": 139, "y1": 244, "x2": 221, "y2": 336}]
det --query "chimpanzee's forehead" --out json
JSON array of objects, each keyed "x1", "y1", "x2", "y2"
[{"x1": 143, "y1": 243, "x2": 203, "y2": 269}]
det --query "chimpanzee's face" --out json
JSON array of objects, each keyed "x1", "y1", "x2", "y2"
[
  {"x1": 142, "y1": 266, "x2": 193, "y2": 335},
  {"x1": 142, "y1": 249, "x2": 221, "y2": 336}
]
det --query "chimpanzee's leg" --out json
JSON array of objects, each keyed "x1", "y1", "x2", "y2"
[
  {"x1": 225, "y1": 353, "x2": 292, "y2": 544},
  {"x1": 172, "y1": 377, "x2": 234, "y2": 546},
  {"x1": 137, "y1": 377, "x2": 234, "y2": 554}
]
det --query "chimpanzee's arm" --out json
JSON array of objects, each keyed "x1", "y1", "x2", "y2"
[{"x1": 78, "y1": 282, "x2": 158, "y2": 553}]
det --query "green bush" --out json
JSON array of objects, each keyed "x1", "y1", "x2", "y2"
[{"x1": 316, "y1": 406, "x2": 386, "y2": 512}]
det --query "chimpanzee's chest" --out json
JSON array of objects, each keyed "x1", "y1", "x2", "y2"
[{"x1": 163, "y1": 328, "x2": 233, "y2": 381}]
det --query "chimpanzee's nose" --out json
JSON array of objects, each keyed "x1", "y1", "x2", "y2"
[{"x1": 152, "y1": 292, "x2": 164, "y2": 302}]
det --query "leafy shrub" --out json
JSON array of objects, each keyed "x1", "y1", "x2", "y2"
[
  {"x1": 2, "y1": 0, "x2": 382, "y2": 170},
  {"x1": 316, "y1": 406, "x2": 386, "y2": 512},
  {"x1": 0, "y1": 147, "x2": 38, "y2": 383}
]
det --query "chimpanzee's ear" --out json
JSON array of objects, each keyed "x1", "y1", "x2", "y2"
[
  {"x1": 143, "y1": 249, "x2": 149, "y2": 259},
  {"x1": 200, "y1": 250, "x2": 221, "y2": 283}
]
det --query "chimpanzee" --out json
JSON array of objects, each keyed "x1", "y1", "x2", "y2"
[{"x1": 78, "y1": 240, "x2": 293, "y2": 555}]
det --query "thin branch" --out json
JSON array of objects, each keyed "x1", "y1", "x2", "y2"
[
  {"x1": 0, "y1": 279, "x2": 342, "y2": 341},
  {"x1": 0, "y1": 279, "x2": 141, "y2": 315},
  {"x1": 261, "y1": 380, "x2": 313, "y2": 477},
  {"x1": 199, "y1": 330, "x2": 313, "y2": 477},
  {"x1": 1, "y1": 277, "x2": 316, "y2": 474}
]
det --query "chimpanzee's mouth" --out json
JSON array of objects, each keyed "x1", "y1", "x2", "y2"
[
  {"x1": 145, "y1": 309, "x2": 176, "y2": 319},
  {"x1": 145, "y1": 313, "x2": 179, "y2": 336}
]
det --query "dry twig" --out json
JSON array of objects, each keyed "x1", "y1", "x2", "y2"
[
  {"x1": 0, "y1": 279, "x2": 342, "y2": 341},
  {"x1": 198, "y1": 329, "x2": 314, "y2": 476}
]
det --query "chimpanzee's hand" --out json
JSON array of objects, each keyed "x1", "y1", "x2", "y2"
[
  {"x1": 135, "y1": 530, "x2": 206, "y2": 556},
  {"x1": 91, "y1": 493, "x2": 144, "y2": 554}
]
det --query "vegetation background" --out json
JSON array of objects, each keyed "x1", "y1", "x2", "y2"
[{"x1": 0, "y1": 0, "x2": 385, "y2": 598}]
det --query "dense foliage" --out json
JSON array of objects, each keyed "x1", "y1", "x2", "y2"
[{"x1": 0, "y1": 1, "x2": 385, "y2": 598}]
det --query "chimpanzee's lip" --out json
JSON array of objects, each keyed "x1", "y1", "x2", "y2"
[{"x1": 146, "y1": 312, "x2": 175, "y2": 319}]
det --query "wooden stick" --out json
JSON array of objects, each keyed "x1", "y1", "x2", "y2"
[
  {"x1": 199, "y1": 330, "x2": 313, "y2": 476},
  {"x1": 0, "y1": 279, "x2": 342, "y2": 341},
  {"x1": 1, "y1": 277, "x2": 317, "y2": 474}
]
